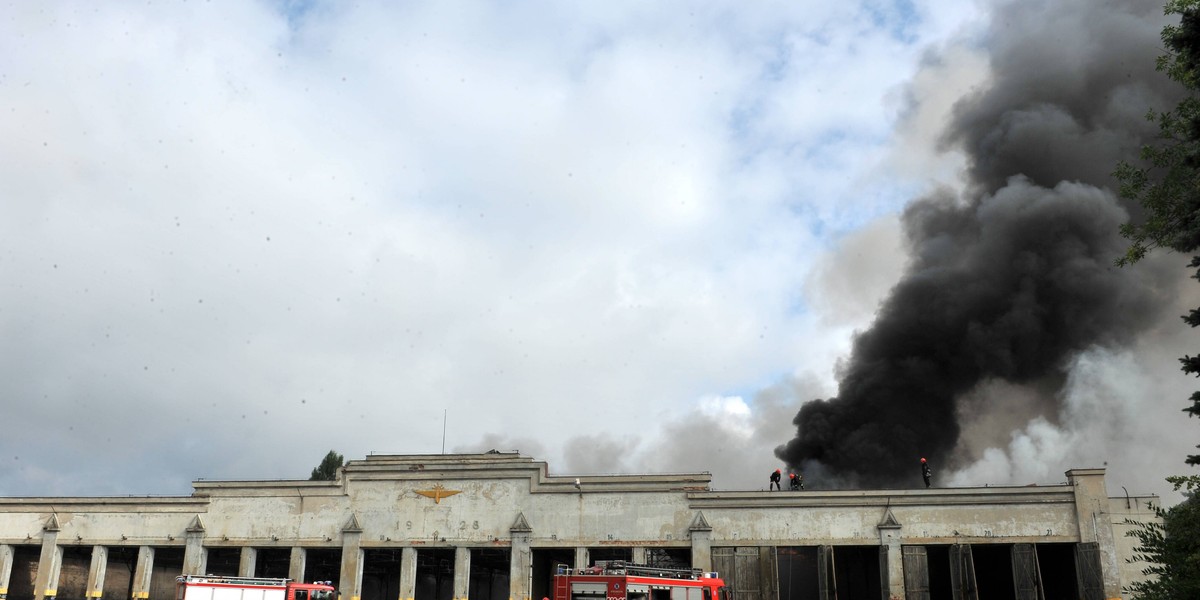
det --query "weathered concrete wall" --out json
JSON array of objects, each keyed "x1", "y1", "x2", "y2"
[
  {"x1": 1110, "y1": 494, "x2": 1159, "y2": 596},
  {"x1": 0, "y1": 499, "x2": 208, "y2": 547},
  {"x1": 690, "y1": 487, "x2": 1080, "y2": 546}
]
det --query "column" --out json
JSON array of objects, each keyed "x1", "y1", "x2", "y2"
[
  {"x1": 509, "y1": 533, "x2": 532, "y2": 600},
  {"x1": 689, "y1": 512, "x2": 713, "y2": 572},
  {"x1": 85, "y1": 546, "x2": 108, "y2": 599},
  {"x1": 573, "y1": 548, "x2": 588, "y2": 571},
  {"x1": 34, "y1": 527, "x2": 62, "y2": 600},
  {"x1": 182, "y1": 534, "x2": 206, "y2": 576},
  {"x1": 238, "y1": 548, "x2": 258, "y2": 578},
  {"x1": 1066, "y1": 468, "x2": 1120, "y2": 598},
  {"x1": 289, "y1": 547, "x2": 307, "y2": 582},
  {"x1": 453, "y1": 547, "x2": 471, "y2": 600},
  {"x1": 0, "y1": 544, "x2": 14, "y2": 599},
  {"x1": 878, "y1": 511, "x2": 904, "y2": 600},
  {"x1": 398, "y1": 548, "x2": 417, "y2": 600},
  {"x1": 131, "y1": 547, "x2": 155, "y2": 600},
  {"x1": 340, "y1": 530, "x2": 363, "y2": 600},
  {"x1": 630, "y1": 548, "x2": 647, "y2": 565}
]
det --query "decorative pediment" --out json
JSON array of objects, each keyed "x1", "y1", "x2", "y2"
[
  {"x1": 688, "y1": 511, "x2": 712, "y2": 532},
  {"x1": 510, "y1": 512, "x2": 533, "y2": 533},
  {"x1": 343, "y1": 514, "x2": 363, "y2": 533},
  {"x1": 877, "y1": 508, "x2": 901, "y2": 530},
  {"x1": 43, "y1": 514, "x2": 61, "y2": 532},
  {"x1": 186, "y1": 515, "x2": 206, "y2": 533}
]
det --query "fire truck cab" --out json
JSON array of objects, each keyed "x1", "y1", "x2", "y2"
[{"x1": 553, "y1": 561, "x2": 726, "y2": 600}]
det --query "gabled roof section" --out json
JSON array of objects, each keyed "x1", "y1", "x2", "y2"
[
  {"x1": 877, "y1": 508, "x2": 901, "y2": 530},
  {"x1": 510, "y1": 512, "x2": 533, "y2": 533},
  {"x1": 186, "y1": 515, "x2": 206, "y2": 533}
]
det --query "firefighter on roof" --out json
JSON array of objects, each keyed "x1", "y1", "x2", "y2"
[
  {"x1": 769, "y1": 468, "x2": 781, "y2": 490},
  {"x1": 788, "y1": 471, "x2": 803, "y2": 490},
  {"x1": 921, "y1": 457, "x2": 932, "y2": 488}
]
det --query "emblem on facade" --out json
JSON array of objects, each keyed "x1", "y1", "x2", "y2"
[{"x1": 414, "y1": 483, "x2": 462, "y2": 504}]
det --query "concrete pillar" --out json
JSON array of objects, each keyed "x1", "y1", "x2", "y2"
[
  {"x1": 34, "y1": 528, "x2": 62, "y2": 600},
  {"x1": 238, "y1": 548, "x2": 258, "y2": 578},
  {"x1": 182, "y1": 533, "x2": 206, "y2": 575},
  {"x1": 453, "y1": 548, "x2": 471, "y2": 600},
  {"x1": 878, "y1": 524, "x2": 904, "y2": 600},
  {"x1": 1067, "y1": 468, "x2": 1120, "y2": 598},
  {"x1": 340, "y1": 531, "x2": 363, "y2": 600},
  {"x1": 289, "y1": 547, "x2": 307, "y2": 582},
  {"x1": 573, "y1": 548, "x2": 588, "y2": 570},
  {"x1": 689, "y1": 513, "x2": 713, "y2": 572},
  {"x1": 0, "y1": 544, "x2": 14, "y2": 599},
  {"x1": 131, "y1": 546, "x2": 155, "y2": 600},
  {"x1": 630, "y1": 548, "x2": 647, "y2": 565},
  {"x1": 398, "y1": 548, "x2": 417, "y2": 600},
  {"x1": 509, "y1": 533, "x2": 532, "y2": 600},
  {"x1": 85, "y1": 546, "x2": 108, "y2": 599}
]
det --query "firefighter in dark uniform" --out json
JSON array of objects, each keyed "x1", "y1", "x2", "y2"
[
  {"x1": 921, "y1": 457, "x2": 932, "y2": 488},
  {"x1": 769, "y1": 468, "x2": 782, "y2": 490},
  {"x1": 788, "y1": 471, "x2": 803, "y2": 490}
]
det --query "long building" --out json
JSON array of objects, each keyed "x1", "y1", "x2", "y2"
[{"x1": 0, "y1": 453, "x2": 1159, "y2": 600}]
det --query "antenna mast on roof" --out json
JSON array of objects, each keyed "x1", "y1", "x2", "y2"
[{"x1": 441, "y1": 408, "x2": 447, "y2": 454}]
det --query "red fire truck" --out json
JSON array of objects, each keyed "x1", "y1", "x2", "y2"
[
  {"x1": 175, "y1": 575, "x2": 337, "y2": 600},
  {"x1": 553, "y1": 561, "x2": 726, "y2": 600}
]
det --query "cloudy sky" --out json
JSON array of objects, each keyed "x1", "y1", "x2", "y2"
[{"x1": 1, "y1": 0, "x2": 1195, "y2": 501}]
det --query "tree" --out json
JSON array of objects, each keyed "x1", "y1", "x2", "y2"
[
  {"x1": 1125, "y1": 477, "x2": 1200, "y2": 599},
  {"x1": 309, "y1": 450, "x2": 344, "y2": 481},
  {"x1": 1116, "y1": 0, "x2": 1200, "y2": 466},
  {"x1": 1116, "y1": 2, "x2": 1200, "y2": 597}
]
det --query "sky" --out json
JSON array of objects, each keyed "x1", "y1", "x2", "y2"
[{"x1": 1, "y1": 0, "x2": 1196, "y2": 502}]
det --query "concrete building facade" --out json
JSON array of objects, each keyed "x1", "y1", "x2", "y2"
[{"x1": 0, "y1": 453, "x2": 1159, "y2": 600}]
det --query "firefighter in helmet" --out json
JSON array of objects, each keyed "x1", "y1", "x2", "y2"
[
  {"x1": 788, "y1": 471, "x2": 803, "y2": 490},
  {"x1": 921, "y1": 457, "x2": 932, "y2": 488},
  {"x1": 769, "y1": 468, "x2": 782, "y2": 491}
]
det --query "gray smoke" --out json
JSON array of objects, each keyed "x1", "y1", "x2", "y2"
[{"x1": 776, "y1": 0, "x2": 1183, "y2": 487}]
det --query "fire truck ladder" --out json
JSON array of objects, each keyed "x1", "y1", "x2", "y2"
[
  {"x1": 603, "y1": 562, "x2": 705, "y2": 580},
  {"x1": 555, "y1": 570, "x2": 571, "y2": 599},
  {"x1": 177, "y1": 575, "x2": 291, "y2": 587}
]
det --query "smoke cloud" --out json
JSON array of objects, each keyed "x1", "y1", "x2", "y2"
[{"x1": 776, "y1": 0, "x2": 1185, "y2": 488}]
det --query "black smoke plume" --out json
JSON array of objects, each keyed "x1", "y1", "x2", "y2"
[{"x1": 776, "y1": 0, "x2": 1182, "y2": 488}]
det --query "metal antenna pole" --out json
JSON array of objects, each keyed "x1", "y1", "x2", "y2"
[{"x1": 441, "y1": 409, "x2": 447, "y2": 454}]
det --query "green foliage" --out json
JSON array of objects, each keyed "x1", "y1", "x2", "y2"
[
  {"x1": 309, "y1": 450, "x2": 344, "y2": 481},
  {"x1": 1118, "y1": 4, "x2": 1200, "y2": 597},
  {"x1": 1117, "y1": 0, "x2": 1200, "y2": 266},
  {"x1": 1117, "y1": 0, "x2": 1200, "y2": 471},
  {"x1": 1125, "y1": 476, "x2": 1200, "y2": 599}
]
